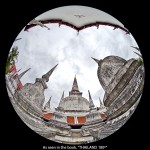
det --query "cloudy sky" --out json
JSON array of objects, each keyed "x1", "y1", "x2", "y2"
[{"x1": 10, "y1": 23, "x2": 140, "y2": 109}]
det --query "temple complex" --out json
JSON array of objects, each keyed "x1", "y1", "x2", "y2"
[{"x1": 6, "y1": 55, "x2": 144, "y2": 144}]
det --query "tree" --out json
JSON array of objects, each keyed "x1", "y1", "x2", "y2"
[
  {"x1": 5, "y1": 46, "x2": 19, "y2": 74},
  {"x1": 137, "y1": 57, "x2": 143, "y2": 66}
]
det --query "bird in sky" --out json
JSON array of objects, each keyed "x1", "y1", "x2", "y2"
[{"x1": 74, "y1": 15, "x2": 85, "y2": 18}]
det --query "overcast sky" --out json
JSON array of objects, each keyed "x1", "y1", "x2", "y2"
[{"x1": 10, "y1": 23, "x2": 140, "y2": 109}]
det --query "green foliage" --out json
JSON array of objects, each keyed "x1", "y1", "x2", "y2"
[
  {"x1": 5, "y1": 46, "x2": 19, "y2": 74},
  {"x1": 137, "y1": 57, "x2": 143, "y2": 66}
]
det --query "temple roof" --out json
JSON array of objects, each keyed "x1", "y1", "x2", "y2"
[
  {"x1": 35, "y1": 6, "x2": 124, "y2": 28},
  {"x1": 24, "y1": 6, "x2": 129, "y2": 34}
]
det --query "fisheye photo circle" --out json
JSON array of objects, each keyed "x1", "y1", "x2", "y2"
[{"x1": 5, "y1": 6, "x2": 144, "y2": 144}]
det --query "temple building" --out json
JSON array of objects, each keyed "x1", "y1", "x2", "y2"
[
  {"x1": 43, "y1": 75, "x2": 106, "y2": 130},
  {"x1": 6, "y1": 64, "x2": 30, "y2": 94},
  {"x1": 91, "y1": 56, "x2": 144, "y2": 121},
  {"x1": 6, "y1": 55, "x2": 144, "y2": 144}
]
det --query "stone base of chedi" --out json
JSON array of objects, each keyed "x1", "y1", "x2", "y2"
[{"x1": 6, "y1": 55, "x2": 144, "y2": 144}]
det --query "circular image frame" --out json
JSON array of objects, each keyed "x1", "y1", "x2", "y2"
[{"x1": 5, "y1": 5, "x2": 145, "y2": 145}]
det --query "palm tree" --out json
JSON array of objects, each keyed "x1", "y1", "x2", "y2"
[{"x1": 6, "y1": 46, "x2": 19, "y2": 74}]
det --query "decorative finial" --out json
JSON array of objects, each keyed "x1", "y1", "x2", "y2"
[
  {"x1": 42, "y1": 64, "x2": 58, "y2": 82},
  {"x1": 88, "y1": 90, "x2": 95, "y2": 109},
  {"x1": 44, "y1": 96, "x2": 52, "y2": 110},
  {"x1": 69, "y1": 75, "x2": 82, "y2": 96},
  {"x1": 91, "y1": 57, "x2": 99, "y2": 64},
  {"x1": 18, "y1": 68, "x2": 31, "y2": 79},
  {"x1": 61, "y1": 91, "x2": 65, "y2": 99},
  {"x1": 71, "y1": 75, "x2": 79, "y2": 92},
  {"x1": 88, "y1": 90, "x2": 92, "y2": 100},
  {"x1": 58, "y1": 91, "x2": 65, "y2": 107},
  {"x1": 99, "y1": 97, "x2": 103, "y2": 106}
]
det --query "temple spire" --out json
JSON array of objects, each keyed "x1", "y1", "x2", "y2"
[
  {"x1": 71, "y1": 75, "x2": 79, "y2": 92},
  {"x1": 69, "y1": 75, "x2": 82, "y2": 96},
  {"x1": 88, "y1": 90, "x2": 95, "y2": 109},
  {"x1": 91, "y1": 57, "x2": 99, "y2": 64},
  {"x1": 42, "y1": 64, "x2": 58, "y2": 82},
  {"x1": 61, "y1": 91, "x2": 65, "y2": 99},
  {"x1": 44, "y1": 96, "x2": 51, "y2": 110},
  {"x1": 99, "y1": 97, "x2": 103, "y2": 106},
  {"x1": 17, "y1": 68, "x2": 22, "y2": 73},
  {"x1": 18, "y1": 68, "x2": 31, "y2": 79},
  {"x1": 58, "y1": 91, "x2": 65, "y2": 107}
]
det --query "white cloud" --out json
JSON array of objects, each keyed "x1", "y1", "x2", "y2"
[{"x1": 10, "y1": 23, "x2": 140, "y2": 108}]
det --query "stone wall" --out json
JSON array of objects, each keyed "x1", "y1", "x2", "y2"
[
  {"x1": 106, "y1": 65, "x2": 144, "y2": 118},
  {"x1": 104, "y1": 59, "x2": 142, "y2": 107}
]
